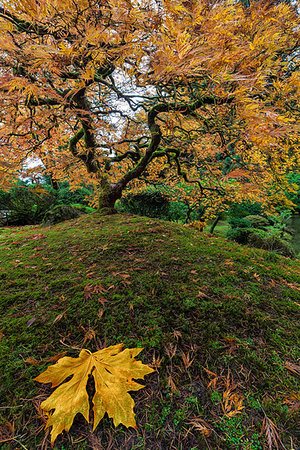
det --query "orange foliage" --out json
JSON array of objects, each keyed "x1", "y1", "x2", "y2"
[{"x1": 0, "y1": 0, "x2": 299, "y2": 216}]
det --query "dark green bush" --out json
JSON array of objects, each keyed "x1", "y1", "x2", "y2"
[
  {"x1": 243, "y1": 215, "x2": 269, "y2": 229},
  {"x1": 286, "y1": 172, "x2": 300, "y2": 213},
  {"x1": 247, "y1": 229, "x2": 269, "y2": 247},
  {"x1": 2, "y1": 186, "x2": 56, "y2": 225},
  {"x1": 42, "y1": 204, "x2": 85, "y2": 226},
  {"x1": 228, "y1": 217, "x2": 251, "y2": 229},
  {"x1": 249, "y1": 231, "x2": 296, "y2": 258},
  {"x1": 166, "y1": 201, "x2": 189, "y2": 222},
  {"x1": 69, "y1": 203, "x2": 96, "y2": 214},
  {"x1": 118, "y1": 187, "x2": 207, "y2": 223},
  {"x1": 228, "y1": 201, "x2": 263, "y2": 218},
  {"x1": 117, "y1": 190, "x2": 170, "y2": 218},
  {"x1": 0, "y1": 190, "x2": 11, "y2": 209},
  {"x1": 226, "y1": 227, "x2": 253, "y2": 244},
  {"x1": 56, "y1": 186, "x2": 93, "y2": 206}
]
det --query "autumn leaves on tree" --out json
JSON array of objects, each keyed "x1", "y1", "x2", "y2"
[{"x1": 0, "y1": 0, "x2": 299, "y2": 217}]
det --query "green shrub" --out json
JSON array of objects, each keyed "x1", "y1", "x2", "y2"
[
  {"x1": 228, "y1": 201, "x2": 263, "y2": 218},
  {"x1": 69, "y1": 203, "x2": 96, "y2": 214},
  {"x1": 117, "y1": 190, "x2": 170, "y2": 218},
  {"x1": 247, "y1": 229, "x2": 269, "y2": 247},
  {"x1": 166, "y1": 201, "x2": 189, "y2": 222},
  {"x1": 228, "y1": 217, "x2": 251, "y2": 229},
  {"x1": 243, "y1": 215, "x2": 269, "y2": 229},
  {"x1": 118, "y1": 187, "x2": 207, "y2": 223},
  {"x1": 2, "y1": 186, "x2": 56, "y2": 225},
  {"x1": 0, "y1": 190, "x2": 11, "y2": 209},
  {"x1": 248, "y1": 231, "x2": 296, "y2": 258},
  {"x1": 57, "y1": 185, "x2": 93, "y2": 206},
  {"x1": 226, "y1": 227, "x2": 253, "y2": 244},
  {"x1": 42, "y1": 204, "x2": 85, "y2": 226},
  {"x1": 286, "y1": 172, "x2": 300, "y2": 213},
  {"x1": 264, "y1": 236, "x2": 296, "y2": 258},
  {"x1": 268, "y1": 210, "x2": 292, "y2": 232}
]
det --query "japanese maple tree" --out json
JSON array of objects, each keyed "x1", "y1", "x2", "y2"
[{"x1": 0, "y1": 0, "x2": 299, "y2": 217}]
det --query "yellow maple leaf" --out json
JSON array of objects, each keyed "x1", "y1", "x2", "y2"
[{"x1": 35, "y1": 343, "x2": 154, "y2": 444}]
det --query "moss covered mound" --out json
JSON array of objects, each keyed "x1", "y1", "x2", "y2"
[{"x1": 0, "y1": 213, "x2": 299, "y2": 449}]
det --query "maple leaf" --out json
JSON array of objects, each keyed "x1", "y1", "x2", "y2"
[{"x1": 35, "y1": 344, "x2": 154, "y2": 445}]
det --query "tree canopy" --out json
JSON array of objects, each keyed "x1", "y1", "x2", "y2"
[{"x1": 0, "y1": 0, "x2": 299, "y2": 217}]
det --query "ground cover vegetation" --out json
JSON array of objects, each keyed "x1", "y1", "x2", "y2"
[
  {"x1": 0, "y1": 0, "x2": 299, "y2": 221},
  {"x1": 0, "y1": 213, "x2": 299, "y2": 449}
]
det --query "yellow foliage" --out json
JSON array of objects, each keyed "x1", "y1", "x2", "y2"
[
  {"x1": 0, "y1": 0, "x2": 299, "y2": 216},
  {"x1": 35, "y1": 344, "x2": 154, "y2": 445}
]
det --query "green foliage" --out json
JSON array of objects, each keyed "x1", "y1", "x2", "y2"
[
  {"x1": 228, "y1": 217, "x2": 252, "y2": 229},
  {"x1": 0, "y1": 189, "x2": 11, "y2": 208},
  {"x1": 247, "y1": 229, "x2": 269, "y2": 245},
  {"x1": 69, "y1": 203, "x2": 96, "y2": 214},
  {"x1": 226, "y1": 208, "x2": 296, "y2": 258},
  {"x1": 56, "y1": 184, "x2": 93, "y2": 206},
  {"x1": 227, "y1": 228, "x2": 297, "y2": 258},
  {"x1": 117, "y1": 189, "x2": 170, "y2": 218},
  {"x1": 216, "y1": 416, "x2": 263, "y2": 449},
  {"x1": 286, "y1": 172, "x2": 300, "y2": 212},
  {"x1": 118, "y1": 187, "x2": 206, "y2": 223},
  {"x1": 253, "y1": 234, "x2": 296, "y2": 258},
  {"x1": 166, "y1": 201, "x2": 189, "y2": 222},
  {"x1": 210, "y1": 390, "x2": 222, "y2": 404},
  {"x1": 0, "y1": 181, "x2": 95, "y2": 226},
  {"x1": 243, "y1": 215, "x2": 269, "y2": 229},
  {"x1": 226, "y1": 227, "x2": 253, "y2": 244},
  {"x1": 1, "y1": 185, "x2": 56, "y2": 225},
  {"x1": 42, "y1": 204, "x2": 85, "y2": 226},
  {"x1": 228, "y1": 201, "x2": 263, "y2": 218},
  {"x1": 268, "y1": 209, "x2": 292, "y2": 234}
]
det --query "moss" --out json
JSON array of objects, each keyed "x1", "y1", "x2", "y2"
[{"x1": 0, "y1": 213, "x2": 299, "y2": 448}]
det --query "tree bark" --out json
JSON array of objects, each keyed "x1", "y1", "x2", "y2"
[
  {"x1": 210, "y1": 214, "x2": 221, "y2": 234},
  {"x1": 98, "y1": 178, "x2": 123, "y2": 214}
]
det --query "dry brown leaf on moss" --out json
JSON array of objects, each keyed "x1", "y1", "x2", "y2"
[
  {"x1": 262, "y1": 416, "x2": 283, "y2": 450},
  {"x1": 189, "y1": 417, "x2": 212, "y2": 437},
  {"x1": 35, "y1": 343, "x2": 154, "y2": 445},
  {"x1": 284, "y1": 361, "x2": 300, "y2": 378},
  {"x1": 26, "y1": 357, "x2": 41, "y2": 366}
]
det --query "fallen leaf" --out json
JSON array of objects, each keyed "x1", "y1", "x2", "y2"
[
  {"x1": 26, "y1": 357, "x2": 41, "y2": 366},
  {"x1": 196, "y1": 291, "x2": 209, "y2": 298},
  {"x1": 26, "y1": 318, "x2": 36, "y2": 328},
  {"x1": 35, "y1": 344, "x2": 154, "y2": 444},
  {"x1": 167, "y1": 375, "x2": 178, "y2": 393},
  {"x1": 46, "y1": 352, "x2": 67, "y2": 363},
  {"x1": 26, "y1": 234, "x2": 46, "y2": 241},
  {"x1": 82, "y1": 328, "x2": 96, "y2": 344},
  {"x1": 262, "y1": 415, "x2": 283, "y2": 450},
  {"x1": 284, "y1": 361, "x2": 300, "y2": 378},
  {"x1": 52, "y1": 311, "x2": 66, "y2": 324},
  {"x1": 189, "y1": 417, "x2": 212, "y2": 437}
]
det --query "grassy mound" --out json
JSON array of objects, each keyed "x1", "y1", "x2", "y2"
[{"x1": 0, "y1": 213, "x2": 299, "y2": 449}]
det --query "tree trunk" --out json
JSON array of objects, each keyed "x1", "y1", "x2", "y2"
[
  {"x1": 98, "y1": 179, "x2": 123, "y2": 215},
  {"x1": 210, "y1": 214, "x2": 221, "y2": 234}
]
